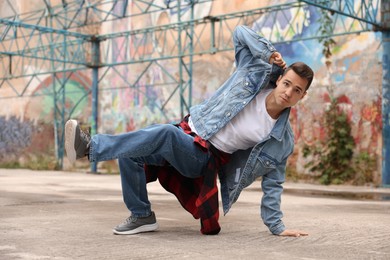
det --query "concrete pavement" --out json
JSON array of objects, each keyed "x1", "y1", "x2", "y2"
[{"x1": 1, "y1": 169, "x2": 390, "y2": 260}]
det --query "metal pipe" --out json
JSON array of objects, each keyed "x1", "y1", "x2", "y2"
[
  {"x1": 382, "y1": 0, "x2": 390, "y2": 186},
  {"x1": 90, "y1": 39, "x2": 100, "y2": 173}
]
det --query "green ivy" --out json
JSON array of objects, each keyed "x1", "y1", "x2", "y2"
[
  {"x1": 303, "y1": 98, "x2": 355, "y2": 185},
  {"x1": 304, "y1": 2, "x2": 376, "y2": 185},
  {"x1": 352, "y1": 152, "x2": 376, "y2": 185},
  {"x1": 318, "y1": 6, "x2": 336, "y2": 59}
]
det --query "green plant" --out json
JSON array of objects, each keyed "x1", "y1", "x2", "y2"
[
  {"x1": 352, "y1": 152, "x2": 376, "y2": 185},
  {"x1": 286, "y1": 165, "x2": 300, "y2": 182},
  {"x1": 24, "y1": 155, "x2": 60, "y2": 170},
  {"x1": 0, "y1": 155, "x2": 60, "y2": 171},
  {"x1": 0, "y1": 161, "x2": 22, "y2": 168},
  {"x1": 318, "y1": 4, "x2": 336, "y2": 59},
  {"x1": 303, "y1": 98, "x2": 355, "y2": 185}
]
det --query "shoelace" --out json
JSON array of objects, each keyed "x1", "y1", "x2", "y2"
[
  {"x1": 79, "y1": 129, "x2": 91, "y2": 156},
  {"x1": 125, "y1": 216, "x2": 137, "y2": 224},
  {"x1": 80, "y1": 129, "x2": 91, "y2": 142}
]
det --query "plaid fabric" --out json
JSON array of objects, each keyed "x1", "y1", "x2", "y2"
[{"x1": 144, "y1": 115, "x2": 230, "y2": 235}]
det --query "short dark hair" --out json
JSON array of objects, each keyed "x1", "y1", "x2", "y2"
[{"x1": 284, "y1": 62, "x2": 314, "y2": 91}]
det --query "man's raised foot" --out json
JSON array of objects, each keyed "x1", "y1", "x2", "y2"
[{"x1": 64, "y1": 119, "x2": 91, "y2": 163}]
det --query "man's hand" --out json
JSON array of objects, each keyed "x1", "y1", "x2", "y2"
[
  {"x1": 279, "y1": 229, "x2": 308, "y2": 237},
  {"x1": 269, "y1": 52, "x2": 286, "y2": 69}
]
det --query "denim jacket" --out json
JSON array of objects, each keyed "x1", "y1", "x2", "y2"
[{"x1": 190, "y1": 25, "x2": 294, "y2": 235}]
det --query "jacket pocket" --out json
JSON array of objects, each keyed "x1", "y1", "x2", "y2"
[
  {"x1": 244, "y1": 70, "x2": 267, "y2": 94},
  {"x1": 253, "y1": 154, "x2": 277, "y2": 178}
]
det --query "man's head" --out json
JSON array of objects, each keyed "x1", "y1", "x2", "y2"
[
  {"x1": 283, "y1": 62, "x2": 314, "y2": 91},
  {"x1": 272, "y1": 62, "x2": 314, "y2": 109}
]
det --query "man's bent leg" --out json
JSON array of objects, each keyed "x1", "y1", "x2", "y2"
[
  {"x1": 113, "y1": 157, "x2": 159, "y2": 235},
  {"x1": 80, "y1": 124, "x2": 210, "y2": 234},
  {"x1": 90, "y1": 124, "x2": 209, "y2": 178},
  {"x1": 118, "y1": 157, "x2": 151, "y2": 217}
]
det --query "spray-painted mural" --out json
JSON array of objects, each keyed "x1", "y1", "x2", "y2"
[
  {"x1": 93, "y1": 0, "x2": 382, "y2": 180},
  {"x1": 248, "y1": 3, "x2": 382, "y2": 175},
  {"x1": 0, "y1": 116, "x2": 34, "y2": 161},
  {"x1": 0, "y1": 0, "x2": 383, "y2": 182},
  {"x1": 99, "y1": 0, "x2": 213, "y2": 133},
  {"x1": 0, "y1": 71, "x2": 91, "y2": 164},
  {"x1": 25, "y1": 72, "x2": 91, "y2": 123}
]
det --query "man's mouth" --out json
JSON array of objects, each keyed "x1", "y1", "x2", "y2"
[{"x1": 280, "y1": 96, "x2": 289, "y2": 103}]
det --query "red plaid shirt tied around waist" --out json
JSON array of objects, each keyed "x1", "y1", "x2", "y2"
[{"x1": 144, "y1": 115, "x2": 230, "y2": 235}]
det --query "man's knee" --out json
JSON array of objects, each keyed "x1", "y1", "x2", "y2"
[{"x1": 157, "y1": 124, "x2": 179, "y2": 137}]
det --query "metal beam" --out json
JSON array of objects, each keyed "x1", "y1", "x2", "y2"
[
  {"x1": 0, "y1": 17, "x2": 91, "y2": 39},
  {"x1": 299, "y1": 0, "x2": 381, "y2": 27},
  {"x1": 0, "y1": 1, "x2": 381, "y2": 98},
  {"x1": 96, "y1": 1, "x2": 380, "y2": 66},
  {"x1": 0, "y1": 0, "x2": 383, "y2": 175},
  {"x1": 90, "y1": 39, "x2": 100, "y2": 173},
  {"x1": 1, "y1": 0, "x2": 212, "y2": 31},
  {"x1": 0, "y1": 1, "x2": 381, "y2": 94},
  {"x1": 0, "y1": 17, "x2": 91, "y2": 69},
  {"x1": 0, "y1": 1, "x2": 380, "y2": 79}
]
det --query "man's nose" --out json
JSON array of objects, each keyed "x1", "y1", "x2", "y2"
[{"x1": 285, "y1": 88, "x2": 293, "y2": 97}]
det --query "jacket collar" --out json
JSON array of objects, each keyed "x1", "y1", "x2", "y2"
[{"x1": 270, "y1": 108, "x2": 291, "y2": 141}]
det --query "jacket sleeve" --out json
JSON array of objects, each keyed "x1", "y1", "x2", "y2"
[
  {"x1": 233, "y1": 25, "x2": 276, "y2": 69},
  {"x1": 260, "y1": 159, "x2": 286, "y2": 235}
]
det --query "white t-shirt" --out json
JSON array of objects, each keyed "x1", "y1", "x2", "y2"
[{"x1": 189, "y1": 88, "x2": 277, "y2": 154}]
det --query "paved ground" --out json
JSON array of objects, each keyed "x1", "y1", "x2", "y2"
[{"x1": 1, "y1": 169, "x2": 390, "y2": 260}]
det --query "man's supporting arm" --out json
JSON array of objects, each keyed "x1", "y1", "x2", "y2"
[
  {"x1": 260, "y1": 161, "x2": 286, "y2": 235},
  {"x1": 261, "y1": 160, "x2": 308, "y2": 237}
]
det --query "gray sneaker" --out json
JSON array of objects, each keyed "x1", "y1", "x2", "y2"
[
  {"x1": 113, "y1": 212, "x2": 159, "y2": 235},
  {"x1": 65, "y1": 119, "x2": 91, "y2": 163}
]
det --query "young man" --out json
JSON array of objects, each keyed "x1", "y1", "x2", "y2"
[{"x1": 65, "y1": 25, "x2": 313, "y2": 237}]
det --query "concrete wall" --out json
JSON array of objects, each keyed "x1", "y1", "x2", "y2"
[{"x1": 0, "y1": 0, "x2": 383, "y2": 182}]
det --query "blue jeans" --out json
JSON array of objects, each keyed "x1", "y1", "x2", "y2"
[{"x1": 89, "y1": 124, "x2": 210, "y2": 217}]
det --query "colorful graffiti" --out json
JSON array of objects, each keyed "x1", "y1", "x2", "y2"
[
  {"x1": 99, "y1": 0, "x2": 214, "y2": 133},
  {"x1": 25, "y1": 72, "x2": 91, "y2": 123},
  {"x1": 0, "y1": 0, "x2": 383, "y2": 176},
  {"x1": 0, "y1": 116, "x2": 34, "y2": 161},
  {"x1": 0, "y1": 70, "x2": 92, "y2": 162},
  {"x1": 97, "y1": 0, "x2": 382, "y2": 173},
  {"x1": 150, "y1": 0, "x2": 212, "y2": 24},
  {"x1": 248, "y1": 3, "x2": 382, "y2": 173}
]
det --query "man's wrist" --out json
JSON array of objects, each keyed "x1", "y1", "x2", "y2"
[{"x1": 270, "y1": 221, "x2": 285, "y2": 235}]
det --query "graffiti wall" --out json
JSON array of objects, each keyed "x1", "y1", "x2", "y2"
[
  {"x1": 0, "y1": 70, "x2": 92, "y2": 164},
  {"x1": 248, "y1": 3, "x2": 382, "y2": 176},
  {"x1": 0, "y1": 0, "x2": 383, "y2": 181}
]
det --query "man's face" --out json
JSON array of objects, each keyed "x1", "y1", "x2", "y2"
[{"x1": 274, "y1": 69, "x2": 308, "y2": 108}]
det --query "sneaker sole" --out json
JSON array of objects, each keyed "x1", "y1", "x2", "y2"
[
  {"x1": 65, "y1": 119, "x2": 77, "y2": 164},
  {"x1": 112, "y1": 222, "x2": 159, "y2": 235}
]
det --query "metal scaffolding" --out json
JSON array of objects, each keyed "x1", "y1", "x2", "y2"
[{"x1": 0, "y1": 0, "x2": 386, "y2": 181}]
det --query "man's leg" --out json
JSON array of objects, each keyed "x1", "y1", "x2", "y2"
[
  {"x1": 112, "y1": 156, "x2": 158, "y2": 235},
  {"x1": 89, "y1": 124, "x2": 209, "y2": 178},
  {"x1": 65, "y1": 121, "x2": 210, "y2": 235},
  {"x1": 94, "y1": 124, "x2": 210, "y2": 235},
  {"x1": 65, "y1": 121, "x2": 209, "y2": 177},
  {"x1": 118, "y1": 157, "x2": 151, "y2": 218}
]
